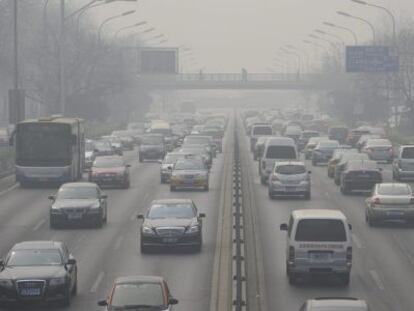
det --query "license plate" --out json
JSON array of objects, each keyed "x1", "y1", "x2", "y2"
[
  {"x1": 357, "y1": 174, "x2": 370, "y2": 178},
  {"x1": 68, "y1": 213, "x2": 82, "y2": 220},
  {"x1": 309, "y1": 252, "x2": 331, "y2": 262},
  {"x1": 38, "y1": 178, "x2": 48, "y2": 182},
  {"x1": 285, "y1": 187, "x2": 297, "y2": 191},
  {"x1": 20, "y1": 288, "x2": 41, "y2": 296},
  {"x1": 163, "y1": 238, "x2": 178, "y2": 243},
  {"x1": 386, "y1": 211, "x2": 404, "y2": 217}
]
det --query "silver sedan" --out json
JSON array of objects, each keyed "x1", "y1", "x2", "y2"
[{"x1": 365, "y1": 183, "x2": 414, "y2": 226}]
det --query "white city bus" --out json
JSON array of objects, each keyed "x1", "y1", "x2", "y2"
[{"x1": 11, "y1": 116, "x2": 85, "y2": 186}]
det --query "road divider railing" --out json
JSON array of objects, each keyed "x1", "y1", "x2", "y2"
[{"x1": 232, "y1": 121, "x2": 247, "y2": 311}]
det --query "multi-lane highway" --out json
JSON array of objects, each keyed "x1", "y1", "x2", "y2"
[
  {"x1": 239, "y1": 116, "x2": 414, "y2": 311},
  {"x1": 0, "y1": 131, "x2": 230, "y2": 311}
]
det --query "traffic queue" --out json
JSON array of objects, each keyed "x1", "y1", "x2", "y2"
[
  {"x1": 242, "y1": 108, "x2": 414, "y2": 310},
  {"x1": 0, "y1": 112, "x2": 227, "y2": 308}
]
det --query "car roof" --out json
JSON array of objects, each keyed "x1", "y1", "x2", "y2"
[
  {"x1": 275, "y1": 161, "x2": 305, "y2": 167},
  {"x1": 346, "y1": 160, "x2": 378, "y2": 170},
  {"x1": 309, "y1": 297, "x2": 367, "y2": 308},
  {"x1": 95, "y1": 156, "x2": 123, "y2": 161},
  {"x1": 12, "y1": 240, "x2": 62, "y2": 250},
  {"x1": 115, "y1": 275, "x2": 164, "y2": 284},
  {"x1": 266, "y1": 137, "x2": 296, "y2": 145},
  {"x1": 292, "y1": 209, "x2": 347, "y2": 220},
  {"x1": 60, "y1": 182, "x2": 96, "y2": 188},
  {"x1": 151, "y1": 198, "x2": 193, "y2": 205}
]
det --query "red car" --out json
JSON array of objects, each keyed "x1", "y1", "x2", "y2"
[{"x1": 89, "y1": 156, "x2": 130, "y2": 189}]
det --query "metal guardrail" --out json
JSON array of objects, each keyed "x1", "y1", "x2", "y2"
[{"x1": 232, "y1": 120, "x2": 247, "y2": 311}]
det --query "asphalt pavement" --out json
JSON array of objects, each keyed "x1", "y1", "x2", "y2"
[
  {"x1": 0, "y1": 141, "x2": 227, "y2": 310},
  {"x1": 239, "y1": 122, "x2": 414, "y2": 311}
]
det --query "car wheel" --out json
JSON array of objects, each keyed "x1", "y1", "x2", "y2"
[
  {"x1": 394, "y1": 172, "x2": 400, "y2": 181},
  {"x1": 312, "y1": 160, "x2": 317, "y2": 166},
  {"x1": 160, "y1": 177, "x2": 165, "y2": 184},
  {"x1": 140, "y1": 242, "x2": 148, "y2": 254},
  {"x1": 72, "y1": 279, "x2": 77, "y2": 296},
  {"x1": 204, "y1": 185, "x2": 209, "y2": 191},
  {"x1": 260, "y1": 176, "x2": 267, "y2": 185},
  {"x1": 304, "y1": 192, "x2": 311, "y2": 200},
  {"x1": 170, "y1": 185, "x2": 176, "y2": 192},
  {"x1": 95, "y1": 216, "x2": 103, "y2": 228},
  {"x1": 340, "y1": 272, "x2": 350, "y2": 286},
  {"x1": 50, "y1": 218, "x2": 58, "y2": 229},
  {"x1": 139, "y1": 154, "x2": 143, "y2": 162},
  {"x1": 268, "y1": 190, "x2": 273, "y2": 199},
  {"x1": 334, "y1": 178, "x2": 340, "y2": 186},
  {"x1": 103, "y1": 207, "x2": 108, "y2": 224},
  {"x1": 340, "y1": 185, "x2": 348, "y2": 195},
  {"x1": 123, "y1": 180, "x2": 130, "y2": 189},
  {"x1": 288, "y1": 272, "x2": 297, "y2": 285}
]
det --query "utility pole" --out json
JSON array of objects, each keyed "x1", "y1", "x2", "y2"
[
  {"x1": 9, "y1": 0, "x2": 25, "y2": 124},
  {"x1": 59, "y1": 0, "x2": 66, "y2": 115}
]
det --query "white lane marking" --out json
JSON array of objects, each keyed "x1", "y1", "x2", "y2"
[
  {"x1": 32, "y1": 219, "x2": 46, "y2": 231},
  {"x1": 113, "y1": 235, "x2": 124, "y2": 250},
  {"x1": 90, "y1": 271, "x2": 105, "y2": 293},
  {"x1": 369, "y1": 270, "x2": 385, "y2": 290},
  {"x1": 352, "y1": 234, "x2": 363, "y2": 249},
  {"x1": 0, "y1": 183, "x2": 18, "y2": 197}
]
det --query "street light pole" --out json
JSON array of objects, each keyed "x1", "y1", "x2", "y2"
[
  {"x1": 13, "y1": 0, "x2": 18, "y2": 90},
  {"x1": 98, "y1": 10, "x2": 136, "y2": 44},
  {"x1": 323, "y1": 22, "x2": 358, "y2": 45},
  {"x1": 59, "y1": 0, "x2": 66, "y2": 115},
  {"x1": 114, "y1": 21, "x2": 147, "y2": 40},
  {"x1": 337, "y1": 11, "x2": 376, "y2": 43},
  {"x1": 350, "y1": 0, "x2": 396, "y2": 46}
]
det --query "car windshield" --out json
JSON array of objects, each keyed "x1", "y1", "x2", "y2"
[
  {"x1": 318, "y1": 141, "x2": 339, "y2": 148},
  {"x1": 402, "y1": 147, "x2": 414, "y2": 159},
  {"x1": 164, "y1": 154, "x2": 184, "y2": 164},
  {"x1": 367, "y1": 139, "x2": 391, "y2": 147},
  {"x1": 295, "y1": 219, "x2": 346, "y2": 242},
  {"x1": 253, "y1": 126, "x2": 272, "y2": 135},
  {"x1": 266, "y1": 146, "x2": 296, "y2": 159},
  {"x1": 7, "y1": 249, "x2": 62, "y2": 266},
  {"x1": 148, "y1": 203, "x2": 195, "y2": 219},
  {"x1": 142, "y1": 136, "x2": 163, "y2": 145},
  {"x1": 111, "y1": 283, "x2": 164, "y2": 308},
  {"x1": 185, "y1": 136, "x2": 211, "y2": 144},
  {"x1": 57, "y1": 186, "x2": 98, "y2": 199},
  {"x1": 94, "y1": 157, "x2": 124, "y2": 168},
  {"x1": 174, "y1": 160, "x2": 205, "y2": 170},
  {"x1": 275, "y1": 165, "x2": 306, "y2": 175},
  {"x1": 377, "y1": 184, "x2": 411, "y2": 196}
]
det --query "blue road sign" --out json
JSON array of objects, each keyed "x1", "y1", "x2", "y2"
[{"x1": 346, "y1": 46, "x2": 399, "y2": 73}]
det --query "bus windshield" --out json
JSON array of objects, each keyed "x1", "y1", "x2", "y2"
[{"x1": 16, "y1": 123, "x2": 72, "y2": 167}]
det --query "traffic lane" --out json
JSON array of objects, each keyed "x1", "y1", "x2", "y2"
[
  {"x1": 241, "y1": 134, "x2": 413, "y2": 311},
  {"x1": 0, "y1": 150, "x2": 139, "y2": 256},
  {"x1": 87, "y1": 150, "x2": 226, "y2": 311},
  {"x1": 310, "y1": 162, "x2": 414, "y2": 311},
  {"x1": 0, "y1": 150, "x2": 159, "y2": 310}
]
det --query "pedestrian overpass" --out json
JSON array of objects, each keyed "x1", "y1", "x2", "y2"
[{"x1": 137, "y1": 73, "x2": 325, "y2": 90}]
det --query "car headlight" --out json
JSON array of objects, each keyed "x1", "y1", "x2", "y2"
[
  {"x1": 49, "y1": 278, "x2": 66, "y2": 286},
  {"x1": 186, "y1": 225, "x2": 200, "y2": 234},
  {"x1": 299, "y1": 180, "x2": 309, "y2": 185},
  {"x1": 90, "y1": 202, "x2": 101, "y2": 209},
  {"x1": 0, "y1": 279, "x2": 13, "y2": 288},
  {"x1": 142, "y1": 226, "x2": 155, "y2": 235}
]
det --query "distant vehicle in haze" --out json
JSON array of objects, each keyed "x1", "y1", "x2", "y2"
[
  {"x1": 0, "y1": 241, "x2": 77, "y2": 306},
  {"x1": 361, "y1": 138, "x2": 393, "y2": 163},
  {"x1": 249, "y1": 124, "x2": 273, "y2": 151},
  {"x1": 268, "y1": 161, "x2": 311, "y2": 199},
  {"x1": 328, "y1": 126, "x2": 349, "y2": 144},
  {"x1": 139, "y1": 134, "x2": 166, "y2": 162},
  {"x1": 259, "y1": 137, "x2": 298, "y2": 184},
  {"x1": 160, "y1": 152, "x2": 188, "y2": 183},
  {"x1": 365, "y1": 183, "x2": 414, "y2": 226},
  {"x1": 297, "y1": 130, "x2": 319, "y2": 151},
  {"x1": 393, "y1": 145, "x2": 414, "y2": 181},
  {"x1": 49, "y1": 182, "x2": 108, "y2": 228},
  {"x1": 89, "y1": 156, "x2": 130, "y2": 189},
  {"x1": 85, "y1": 139, "x2": 96, "y2": 169},
  {"x1": 311, "y1": 140, "x2": 339, "y2": 166},
  {"x1": 94, "y1": 140, "x2": 115, "y2": 157},
  {"x1": 300, "y1": 297, "x2": 368, "y2": 311},
  {"x1": 137, "y1": 199, "x2": 205, "y2": 252},
  {"x1": 340, "y1": 160, "x2": 382, "y2": 194},
  {"x1": 98, "y1": 276, "x2": 178, "y2": 310},
  {"x1": 170, "y1": 157, "x2": 209, "y2": 191},
  {"x1": 10, "y1": 116, "x2": 84, "y2": 187}
]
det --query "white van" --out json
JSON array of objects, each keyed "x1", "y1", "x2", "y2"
[
  {"x1": 259, "y1": 137, "x2": 298, "y2": 184},
  {"x1": 280, "y1": 209, "x2": 352, "y2": 285}
]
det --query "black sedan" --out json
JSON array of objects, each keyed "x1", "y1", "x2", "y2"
[
  {"x1": 138, "y1": 199, "x2": 205, "y2": 253},
  {"x1": 0, "y1": 241, "x2": 77, "y2": 307},
  {"x1": 49, "y1": 182, "x2": 108, "y2": 228}
]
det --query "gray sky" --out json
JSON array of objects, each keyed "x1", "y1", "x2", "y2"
[{"x1": 74, "y1": 0, "x2": 414, "y2": 73}]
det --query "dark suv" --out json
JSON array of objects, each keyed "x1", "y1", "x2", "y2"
[{"x1": 340, "y1": 160, "x2": 382, "y2": 194}]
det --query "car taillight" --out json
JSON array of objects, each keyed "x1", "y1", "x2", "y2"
[
  {"x1": 367, "y1": 148, "x2": 373, "y2": 153},
  {"x1": 410, "y1": 197, "x2": 414, "y2": 204},
  {"x1": 288, "y1": 246, "x2": 295, "y2": 261},
  {"x1": 346, "y1": 247, "x2": 353, "y2": 262}
]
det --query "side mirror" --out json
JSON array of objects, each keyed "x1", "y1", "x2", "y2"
[
  {"x1": 97, "y1": 300, "x2": 108, "y2": 307},
  {"x1": 169, "y1": 298, "x2": 179, "y2": 305},
  {"x1": 67, "y1": 258, "x2": 76, "y2": 265},
  {"x1": 348, "y1": 223, "x2": 352, "y2": 230},
  {"x1": 308, "y1": 171, "x2": 312, "y2": 174},
  {"x1": 48, "y1": 195, "x2": 55, "y2": 201},
  {"x1": 167, "y1": 166, "x2": 173, "y2": 170},
  {"x1": 101, "y1": 194, "x2": 108, "y2": 199},
  {"x1": 280, "y1": 223, "x2": 288, "y2": 231},
  {"x1": 199, "y1": 213, "x2": 206, "y2": 218},
  {"x1": 126, "y1": 164, "x2": 131, "y2": 168},
  {"x1": 94, "y1": 149, "x2": 99, "y2": 153},
  {"x1": 137, "y1": 214, "x2": 144, "y2": 220},
  {"x1": 379, "y1": 168, "x2": 383, "y2": 172},
  {"x1": 0, "y1": 260, "x2": 4, "y2": 267}
]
